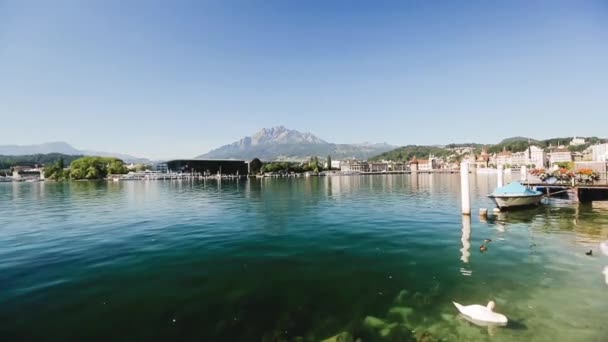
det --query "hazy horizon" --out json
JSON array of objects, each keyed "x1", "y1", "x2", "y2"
[{"x1": 2, "y1": 1, "x2": 607, "y2": 159}]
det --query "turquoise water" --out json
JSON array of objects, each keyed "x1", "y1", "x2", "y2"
[{"x1": 0, "y1": 175, "x2": 607, "y2": 341}]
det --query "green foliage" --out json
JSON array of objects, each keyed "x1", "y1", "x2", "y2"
[
  {"x1": 370, "y1": 145, "x2": 452, "y2": 162},
  {"x1": 308, "y1": 156, "x2": 321, "y2": 173},
  {"x1": 249, "y1": 158, "x2": 263, "y2": 174},
  {"x1": 487, "y1": 140, "x2": 530, "y2": 154},
  {"x1": 260, "y1": 159, "x2": 324, "y2": 174},
  {"x1": 134, "y1": 164, "x2": 148, "y2": 172},
  {"x1": 326, "y1": 155, "x2": 332, "y2": 170},
  {"x1": 555, "y1": 161, "x2": 574, "y2": 170},
  {"x1": 261, "y1": 162, "x2": 299, "y2": 173},
  {"x1": 70, "y1": 156, "x2": 128, "y2": 180}
]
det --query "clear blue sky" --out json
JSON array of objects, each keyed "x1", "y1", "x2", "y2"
[{"x1": 1, "y1": 0, "x2": 607, "y2": 159}]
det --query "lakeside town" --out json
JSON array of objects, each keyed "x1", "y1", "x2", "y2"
[{"x1": 2, "y1": 137, "x2": 607, "y2": 183}]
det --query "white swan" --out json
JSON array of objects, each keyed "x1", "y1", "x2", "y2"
[{"x1": 453, "y1": 301, "x2": 508, "y2": 325}]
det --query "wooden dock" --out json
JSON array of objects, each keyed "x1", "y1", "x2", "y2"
[{"x1": 522, "y1": 182, "x2": 608, "y2": 203}]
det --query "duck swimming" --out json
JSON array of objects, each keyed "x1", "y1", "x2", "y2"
[
  {"x1": 453, "y1": 301, "x2": 508, "y2": 325},
  {"x1": 484, "y1": 239, "x2": 492, "y2": 243},
  {"x1": 480, "y1": 245, "x2": 488, "y2": 253},
  {"x1": 586, "y1": 250, "x2": 593, "y2": 256}
]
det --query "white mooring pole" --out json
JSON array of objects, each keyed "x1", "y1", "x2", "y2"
[
  {"x1": 520, "y1": 164, "x2": 527, "y2": 182},
  {"x1": 460, "y1": 161, "x2": 471, "y2": 215},
  {"x1": 497, "y1": 163, "x2": 504, "y2": 188}
]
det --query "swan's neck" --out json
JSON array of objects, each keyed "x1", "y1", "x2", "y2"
[{"x1": 486, "y1": 302, "x2": 495, "y2": 311}]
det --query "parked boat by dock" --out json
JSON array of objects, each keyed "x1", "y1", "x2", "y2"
[{"x1": 488, "y1": 182, "x2": 543, "y2": 210}]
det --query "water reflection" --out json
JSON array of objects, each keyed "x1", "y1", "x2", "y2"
[{"x1": 460, "y1": 215, "x2": 473, "y2": 277}]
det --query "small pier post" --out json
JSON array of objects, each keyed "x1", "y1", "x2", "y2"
[
  {"x1": 460, "y1": 161, "x2": 471, "y2": 215},
  {"x1": 520, "y1": 165, "x2": 527, "y2": 182},
  {"x1": 497, "y1": 163, "x2": 504, "y2": 188}
]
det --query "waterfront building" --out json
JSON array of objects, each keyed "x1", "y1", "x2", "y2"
[
  {"x1": 529, "y1": 145, "x2": 546, "y2": 168},
  {"x1": 511, "y1": 151, "x2": 527, "y2": 166},
  {"x1": 570, "y1": 136, "x2": 586, "y2": 146},
  {"x1": 11, "y1": 166, "x2": 42, "y2": 181},
  {"x1": 327, "y1": 160, "x2": 341, "y2": 170},
  {"x1": 548, "y1": 148, "x2": 573, "y2": 166},
  {"x1": 368, "y1": 162, "x2": 389, "y2": 172},
  {"x1": 388, "y1": 161, "x2": 405, "y2": 171},
  {"x1": 572, "y1": 152, "x2": 588, "y2": 162},
  {"x1": 417, "y1": 159, "x2": 434, "y2": 171},
  {"x1": 414, "y1": 154, "x2": 436, "y2": 171},
  {"x1": 339, "y1": 160, "x2": 369, "y2": 172},
  {"x1": 166, "y1": 160, "x2": 248, "y2": 175},
  {"x1": 495, "y1": 147, "x2": 512, "y2": 166},
  {"x1": 476, "y1": 147, "x2": 491, "y2": 168},
  {"x1": 591, "y1": 143, "x2": 608, "y2": 162},
  {"x1": 153, "y1": 162, "x2": 169, "y2": 173}
]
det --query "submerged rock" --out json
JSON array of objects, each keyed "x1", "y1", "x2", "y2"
[
  {"x1": 321, "y1": 331, "x2": 353, "y2": 342},
  {"x1": 416, "y1": 330, "x2": 438, "y2": 342},
  {"x1": 395, "y1": 289, "x2": 409, "y2": 304},
  {"x1": 363, "y1": 316, "x2": 388, "y2": 330},
  {"x1": 385, "y1": 323, "x2": 416, "y2": 341},
  {"x1": 387, "y1": 306, "x2": 414, "y2": 323}
]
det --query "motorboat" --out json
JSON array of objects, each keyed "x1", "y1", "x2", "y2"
[{"x1": 488, "y1": 182, "x2": 543, "y2": 210}]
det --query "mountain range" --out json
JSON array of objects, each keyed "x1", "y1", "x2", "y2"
[
  {"x1": 3, "y1": 131, "x2": 605, "y2": 165},
  {"x1": 196, "y1": 126, "x2": 396, "y2": 161},
  {"x1": 0, "y1": 142, "x2": 151, "y2": 164}
]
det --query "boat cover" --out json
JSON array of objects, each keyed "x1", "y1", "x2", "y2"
[{"x1": 492, "y1": 182, "x2": 541, "y2": 196}]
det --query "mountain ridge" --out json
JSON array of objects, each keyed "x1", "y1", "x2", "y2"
[
  {"x1": 0, "y1": 142, "x2": 151, "y2": 164},
  {"x1": 196, "y1": 126, "x2": 395, "y2": 161}
]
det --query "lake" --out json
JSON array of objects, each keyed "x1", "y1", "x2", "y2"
[{"x1": 0, "y1": 175, "x2": 606, "y2": 341}]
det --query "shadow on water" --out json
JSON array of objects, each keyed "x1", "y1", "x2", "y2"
[{"x1": 506, "y1": 319, "x2": 528, "y2": 331}]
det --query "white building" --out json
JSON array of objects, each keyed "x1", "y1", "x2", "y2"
[
  {"x1": 369, "y1": 162, "x2": 389, "y2": 172},
  {"x1": 511, "y1": 152, "x2": 527, "y2": 166},
  {"x1": 548, "y1": 148, "x2": 573, "y2": 166},
  {"x1": 495, "y1": 148, "x2": 512, "y2": 166},
  {"x1": 570, "y1": 136, "x2": 586, "y2": 146},
  {"x1": 340, "y1": 160, "x2": 369, "y2": 172},
  {"x1": 419, "y1": 154, "x2": 438, "y2": 170},
  {"x1": 591, "y1": 143, "x2": 608, "y2": 162},
  {"x1": 529, "y1": 145, "x2": 546, "y2": 168}
]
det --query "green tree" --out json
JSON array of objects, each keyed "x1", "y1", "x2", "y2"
[
  {"x1": 69, "y1": 156, "x2": 128, "y2": 180},
  {"x1": 250, "y1": 158, "x2": 263, "y2": 174},
  {"x1": 44, "y1": 158, "x2": 67, "y2": 180},
  {"x1": 326, "y1": 155, "x2": 332, "y2": 170},
  {"x1": 308, "y1": 156, "x2": 320, "y2": 173}
]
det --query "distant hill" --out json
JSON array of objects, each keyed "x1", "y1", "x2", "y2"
[
  {"x1": 196, "y1": 126, "x2": 396, "y2": 161},
  {"x1": 370, "y1": 145, "x2": 455, "y2": 162},
  {"x1": 0, "y1": 142, "x2": 80, "y2": 156},
  {"x1": 0, "y1": 153, "x2": 83, "y2": 170},
  {"x1": 497, "y1": 137, "x2": 538, "y2": 145},
  {"x1": 0, "y1": 142, "x2": 151, "y2": 164}
]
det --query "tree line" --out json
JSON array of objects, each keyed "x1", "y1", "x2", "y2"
[
  {"x1": 249, "y1": 155, "x2": 334, "y2": 174},
  {"x1": 44, "y1": 156, "x2": 129, "y2": 180}
]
